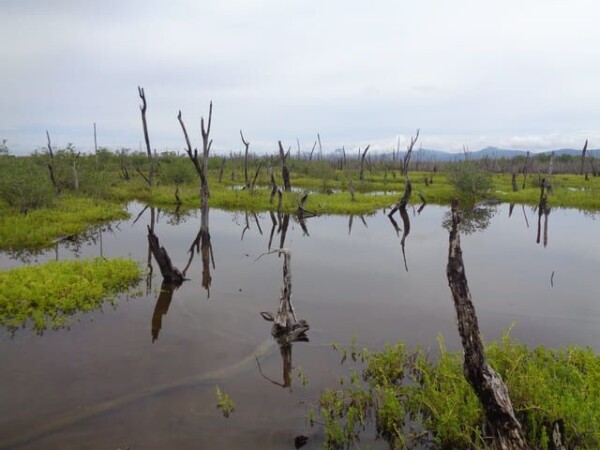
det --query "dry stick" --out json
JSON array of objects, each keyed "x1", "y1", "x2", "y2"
[
  {"x1": 359, "y1": 145, "x2": 370, "y2": 181},
  {"x1": 45, "y1": 130, "x2": 59, "y2": 193},
  {"x1": 447, "y1": 200, "x2": 530, "y2": 450},
  {"x1": 137, "y1": 87, "x2": 154, "y2": 186},
  {"x1": 241, "y1": 130, "x2": 250, "y2": 187}
]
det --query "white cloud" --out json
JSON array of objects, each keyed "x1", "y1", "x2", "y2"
[{"x1": 1, "y1": 0, "x2": 600, "y2": 154}]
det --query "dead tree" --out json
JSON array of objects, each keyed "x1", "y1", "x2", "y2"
[
  {"x1": 278, "y1": 141, "x2": 291, "y2": 192},
  {"x1": 388, "y1": 207, "x2": 410, "y2": 272},
  {"x1": 45, "y1": 131, "x2": 60, "y2": 193},
  {"x1": 522, "y1": 151, "x2": 530, "y2": 189},
  {"x1": 259, "y1": 249, "x2": 310, "y2": 338},
  {"x1": 250, "y1": 161, "x2": 262, "y2": 190},
  {"x1": 177, "y1": 102, "x2": 213, "y2": 206},
  {"x1": 309, "y1": 140, "x2": 317, "y2": 161},
  {"x1": 446, "y1": 200, "x2": 530, "y2": 450},
  {"x1": 137, "y1": 87, "x2": 155, "y2": 186},
  {"x1": 511, "y1": 172, "x2": 519, "y2": 192},
  {"x1": 389, "y1": 130, "x2": 419, "y2": 216},
  {"x1": 317, "y1": 133, "x2": 323, "y2": 160},
  {"x1": 580, "y1": 139, "x2": 588, "y2": 179},
  {"x1": 218, "y1": 157, "x2": 226, "y2": 183},
  {"x1": 147, "y1": 226, "x2": 184, "y2": 284},
  {"x1": 358, "y1": 145, "x2": 370, "y2": 182},
  {"x1": 241, "y1": 130, "x2": 251, "y2": 188},
  {"x1": 536, "y1": 178, "x2": 551, "y2": 246}
]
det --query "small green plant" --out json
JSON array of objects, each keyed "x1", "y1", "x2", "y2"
[
  {"x1": 315, "y1": 333, "x2": 600, "y2": 449},
  {"x1": 0, "y1": 257, "x2": 141, "y2": 332},
  {"x1": 215, "y1": 385, "x2": 235, "y2": 418}
]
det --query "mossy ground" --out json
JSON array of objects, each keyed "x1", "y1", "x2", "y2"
[{"x1": 0, "y1": 257, "x2": 141, "y2": 332}]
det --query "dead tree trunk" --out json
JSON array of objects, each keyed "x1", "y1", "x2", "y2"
[
  {"x1": 241, "y1": 130, "x2": 250, "y2": 188},
  {"x1": 446, "y1": 200, "x2": 530, "y2": 450},
  {"x1": 389, "y1": 130, "x2": 419, "y2": 216},
  {"x1": 147, "y1": 226, "x2": 184, "y2": 283},
  {"x1": 45, "y1": 131, "x2": 60, "y2": 193},
  {"x1": 278, "y1": 141, "x2": 291, "y2": 192},
  {"x1": 137, "y1": 87, "x2": 154, "y2": 186},
  {"x1": 177, "y1": 102, "x2": 213, "y2": 206},
  {"x1": 511, "y1": 172, "x2": 519, "y2": 192},
  {"x1": 359, "y1": 145, "x2": 370, "y2": 182},
  {"x1": 522, "y1": 151, "x2": 530, "y2": 189},
  {"x1": 151, "y1": 281, "x2": 178, "y2": 342},
  {"x1": 580, "y1": 139, "x2": 588, "y2": 179}
]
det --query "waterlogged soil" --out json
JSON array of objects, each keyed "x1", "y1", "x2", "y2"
[{"x1": 1, "y1": 203, "x2": 599, "y2": 449}]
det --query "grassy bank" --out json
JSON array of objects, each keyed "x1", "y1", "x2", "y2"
[
  {"x1": 0, "y1": 196, "x2": 129, "y2": 251},
  {"x1": 0, "y1": 257, "x2": 142, "y2": 332}
]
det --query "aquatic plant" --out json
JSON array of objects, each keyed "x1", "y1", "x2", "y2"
[
  {"x1": 0, "y1": 257, "x2": 141, "y2": 332},
  {"x1": 215, "y1": 385, "x2": 236, "y2": 418},
  {"x1": 315, "y1": 333, "x2": 600, "y2": 449}
]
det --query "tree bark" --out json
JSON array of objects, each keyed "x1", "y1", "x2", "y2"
[{"x1": 446, "y1": 200, "x2": 530, "y2": 450}]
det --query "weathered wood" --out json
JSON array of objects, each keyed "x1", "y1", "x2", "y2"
[
  {"x1": 278, "y1": 141, "x2": 292, "y2": 192},
  {"x1": 446, "y1": 200, "x2": 530, "y2": 450},
  {"x1": 241, "y1": 130, "x2": 250, "y2": 187},
  {"x1": 45, "y1": 130, "x2": 60, "y2": 193},
  {"x1": 137, "y1": 87, "x2": 154, "y2": 186},
  {"x1": 147, "y1": 226, "x2": 184, "y2": 283},
  {"x1": 359, "y1": 145, "x2": 370, "y2": 182}
]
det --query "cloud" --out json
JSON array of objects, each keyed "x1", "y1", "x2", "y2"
[{"x1": 1, "y1": 0, "x2": 600, "y2": 154}]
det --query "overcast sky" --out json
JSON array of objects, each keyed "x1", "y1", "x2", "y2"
[{"x1": 1, "y1": 0, "x2": 599, "y2": 155}]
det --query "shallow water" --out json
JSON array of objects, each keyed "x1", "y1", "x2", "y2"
[{"x1": 1, "y1": 203, "x2": 599, "y2": 449}]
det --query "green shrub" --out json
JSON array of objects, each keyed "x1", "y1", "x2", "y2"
[
  {"x1": 0, "y1": 157, "x2": 54, "y2": 211},
  {"x1": 447, "y1": 161, "x2": 493, "y2": 201}
]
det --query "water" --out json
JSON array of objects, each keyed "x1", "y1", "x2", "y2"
[{"x1": 1, "y1": 203, "x2": 599, "y2": 449}]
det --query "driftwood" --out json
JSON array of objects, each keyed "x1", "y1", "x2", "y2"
[
  {"x1": 137, "y1": 87, "x2": 154, "y2": 186},
  {"x1": 446, "y1": 200, "x2": 530, "y2": 450}
]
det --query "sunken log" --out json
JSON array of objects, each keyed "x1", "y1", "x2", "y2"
[{"x1": 446, "y1": 200, "x2": 530, "y2": 450}]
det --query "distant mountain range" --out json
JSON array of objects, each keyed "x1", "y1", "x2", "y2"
[{"x1": 331, "y1": 146, "x2": 600, "y2": 162}]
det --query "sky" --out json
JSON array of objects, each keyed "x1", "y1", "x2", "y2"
[{"x1": 1, "y1": 0, "x2": 600, "y2": 155}]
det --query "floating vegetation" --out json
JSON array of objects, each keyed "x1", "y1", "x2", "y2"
[
  {"x1": 0, "y1": 257, "x2": 142, "y2": 332},
  {"x1": 215, "y1": 385, "x2": 236, "y2": 418}
]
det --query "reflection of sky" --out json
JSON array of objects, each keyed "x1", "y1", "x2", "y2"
[{"x1": 2, "y1": 202, "x2": 598, "y2": 351}]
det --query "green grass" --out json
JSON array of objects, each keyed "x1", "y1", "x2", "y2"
[
  {"x1": 0, "y1": 257, "x2": 142, "y2": 332},
  {"x1": 316, "y1": 333, "x2": 600, "y2": 449},
  {"x1": 0, "y1": 196, "x2": 129, "y2": 250}
]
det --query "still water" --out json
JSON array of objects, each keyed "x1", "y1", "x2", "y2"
[{"x1": 1, "y1": 203, "x2": 598, "y2": 449}]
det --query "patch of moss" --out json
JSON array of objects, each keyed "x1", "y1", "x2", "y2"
[{"x1": 0, "y1": 257, "x2": 141, "y2": 332}]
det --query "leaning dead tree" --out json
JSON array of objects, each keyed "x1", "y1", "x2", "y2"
[
  {"x1": 447, "y1": 200, "x2": 530, "y2": 450},
  {"x1": 137, "y1": 87, "x2": 155, "y2": 186},
  {"x1": 278, "y1": 141, "x2": 292, "y2": 192},
  {"x1": 358, "y1": 145, "x2": 370, "y2": 182},
  {"x1": 147, "y1": 226, "x2": 184, "y2": 284},
  {"x1": 45, "y1": 130, "x2": 60, "y2": 193},
  {"x1": 389, "y1": 129, "x2": 419, "y2": 216},
  {"x1": 177, "y1": 102, "x2": 213, "y2": 205}
]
